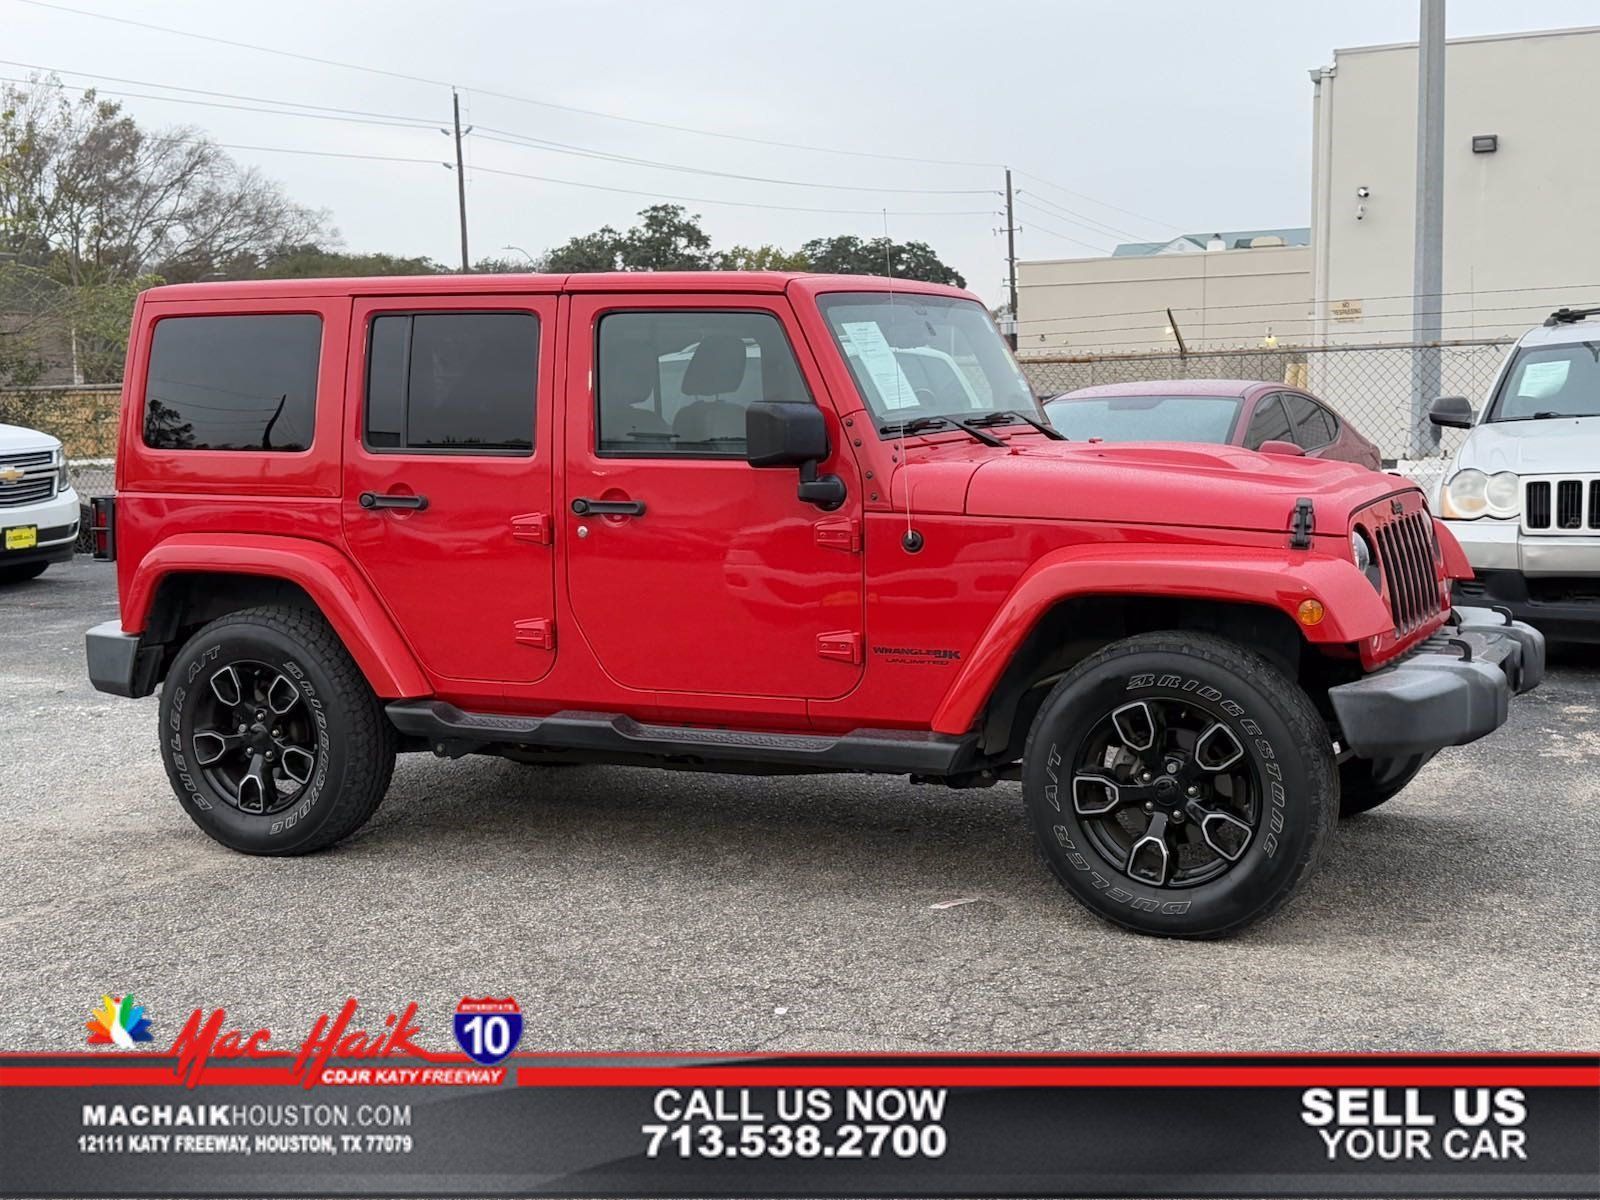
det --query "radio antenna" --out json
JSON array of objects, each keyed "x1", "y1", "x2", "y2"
[{"x1": 882, "y1": 210, "x2": 919, "y2": 550}]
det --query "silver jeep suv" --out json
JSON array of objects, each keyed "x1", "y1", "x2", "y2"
[{"x1": 1430, "y1": 306, "x2": 1600, "y2": 641}]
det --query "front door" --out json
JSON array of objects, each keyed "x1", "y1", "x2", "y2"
[
  {"x1": 342, "y1": 294, "x2": 558, "y2": 686},
  {"x1": 563, "y1": 293, "x2": 865, "y2": 700}
]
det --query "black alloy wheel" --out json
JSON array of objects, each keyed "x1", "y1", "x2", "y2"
[
  {"x1": 1069, "y1": 697, "x2": 1260, "y2": 888},
  {"x1": 190, "y1": 660, "x2": 319, "y2": 815}
]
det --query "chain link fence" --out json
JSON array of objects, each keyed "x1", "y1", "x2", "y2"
[{"x1": 1018, "y1": 338, "x2": 1514, "y2": 466}]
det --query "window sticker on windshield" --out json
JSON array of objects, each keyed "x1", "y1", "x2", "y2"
[
  {"x1": 840, "y1": 321, "x2": 919, "y2": 411},
  {"x1": 1518, "y1": 359, "x2": 1570, "y2": 398}
]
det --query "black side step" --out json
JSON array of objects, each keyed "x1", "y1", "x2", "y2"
[{"x1": 386, "y1": 701, "x2": 977, "y2": 776}]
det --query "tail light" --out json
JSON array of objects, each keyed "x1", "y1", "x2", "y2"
[{"x1": 89, "y1": 496, "x2": 116, "y2": 561}]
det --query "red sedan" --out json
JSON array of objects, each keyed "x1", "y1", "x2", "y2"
[{"x1": 1042, "y1": 379, "x2": 1381, "y2": 469}]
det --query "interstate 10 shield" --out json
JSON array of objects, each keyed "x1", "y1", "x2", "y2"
[{"x1": 452, "y1": 997, "x2": 523, "y2": 1065}]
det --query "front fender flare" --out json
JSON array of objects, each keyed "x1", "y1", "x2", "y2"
[
  {"x1": 929, "y1": 543, "x2": 1394, "y2": 735},
  {"x1": 123, "y1": 533, "x2": 430, "y2": 699}
]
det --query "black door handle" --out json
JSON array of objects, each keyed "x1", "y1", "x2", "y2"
[
  {"x1": 359, "y1": 492, "x2": 429, "y2": 511},
  {"x1": 571, "y1": 498, "x2": 645, "y2": 517}
]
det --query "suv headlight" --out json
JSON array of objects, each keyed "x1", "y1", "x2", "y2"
[
  {"x1": 1351, "y1": 528, "x2": 1381, "y2": 590},
  {"x1": 1441, "y1": 468, "x2": 1519, "y2": 519},
  {"x1": 54, "y1": 447, "x2": 71, "y2": 491}
]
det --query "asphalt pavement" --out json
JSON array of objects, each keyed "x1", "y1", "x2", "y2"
[{"x1": 2, "y1": 558, "x2": 1596, "y2": 1052}]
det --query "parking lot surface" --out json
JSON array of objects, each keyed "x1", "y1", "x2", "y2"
[{"x1": 3, "y1": 559, "x2": 1597, "y2": 1052}]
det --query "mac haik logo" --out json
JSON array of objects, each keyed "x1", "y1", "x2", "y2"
[
  {"x1": 169, "y1": 998, "x2": 425, "y2": 1088},
  {"x1": 453, "y1": 997, "x2": 522, "y2": 1065},
  {"x1": 86, "y1": 994, "x2": 155, "y2": 1048}
]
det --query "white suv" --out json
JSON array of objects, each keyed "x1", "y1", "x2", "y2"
[
  {"x1": 0, "y1": 421, "x2": 81, "y2": 583},
  {"x1": 1431, "y1": 305, "x2": 1600, "y2": 641}
]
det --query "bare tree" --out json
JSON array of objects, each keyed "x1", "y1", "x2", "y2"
[{"x1": 0, "y1": 77, "x2": 326, "y2": 286}]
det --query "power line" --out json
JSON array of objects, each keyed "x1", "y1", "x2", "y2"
[
  {"x1": 1016, "y1": 199, "x2": 1141, "y2": 248},
  {"x1": 15, "y1": 0, "x2": 1001, "y2": 170},
  {"x1": 2, "y1": 60, "x2": 999, "y2": 197},
  {"x1": 474, "y1": 128, "x2": 1000, "y2": 196},
  {"x1": 1014, "y1": 215, "x2": 1117, "y2": 255},
  {"x1": 1014, "y1": 192, "x2": 1149, "y2": 243},
  {"x1": 0, "y1": 73, "x2": 432, "y2": 131},
  {"x1": 1014, "y1": 169, "x2": 1184, "y2": 233},
  {"x1": 467, "y1": 163, "x2": 995, "y2": 217}
]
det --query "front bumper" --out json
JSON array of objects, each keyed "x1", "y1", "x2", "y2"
[
  {"x1": 1439, "y1": 517, "x2": 1600, "y2": 640},
  {"x1": 1327, "y1": 606, "x2": 1544, "y2": 760}
]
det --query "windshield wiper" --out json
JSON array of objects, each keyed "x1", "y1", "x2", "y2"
[
  {"x1": 879, "y1": 414, "x2": 1006, "y2": 447},
  {"x1": 961, "y1": 410, "x2": 1067, "y2": 440}
]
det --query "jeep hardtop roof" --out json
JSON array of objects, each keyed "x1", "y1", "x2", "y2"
[{"x1": 139, "y1": 271, "x2": 975, "y2": 303}]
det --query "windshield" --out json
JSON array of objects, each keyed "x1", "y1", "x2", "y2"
[
  {"x1": 816, "y1": 292, "x2": 1039, "y2": 428},
  {"x1": 1043, "y1": 393, "x2": 1242, "y2": 443},
  {"x1": 1488, "y1": 342, "x2": 1600, "y2": 421}
]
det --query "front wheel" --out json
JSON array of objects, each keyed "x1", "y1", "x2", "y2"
[
  {"x1": 1338, "y1": 753, "x2": 1433, "y2": 817},
  {"x1": 158, "y1": 605, "x2": 397, "y2": 855},
  {"x1": 1022, "y1": 632, "x2": 1338, "y2": 939}
]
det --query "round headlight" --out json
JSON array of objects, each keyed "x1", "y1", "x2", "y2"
[
  {"x1": 1444, "y1": 468, "x2": 1489, "y2": 518},
  {"x1": 1484, "y1": 470, "x2": 1519, "y2": 518},
  {"x1": 1350, "y1": 529, "x2": 1371, "y2": 572},
  {"x1": 1351, "y1": 528, "x2": 1381, "y2": 590}
]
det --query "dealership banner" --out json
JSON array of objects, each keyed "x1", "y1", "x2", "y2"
[{"x1": 1, "y1": 1002, "x2": 1595, "y2": 1196}]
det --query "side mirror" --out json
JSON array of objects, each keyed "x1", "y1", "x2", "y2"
[
  {"x1": 746, "y1": 401, "x2": 828, "y2": 467},
  {"x1": 745, "y1": 401, "x2": 846, "y2": 511},
  {"x1": 1429, "y1": 395, "x2": 1475, "y2": 429},
  {"x1": 1258, "y1": 439, "x2": 1305, "y2": 457}
]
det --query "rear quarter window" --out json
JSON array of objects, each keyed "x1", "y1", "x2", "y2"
[{"x1": 143, "y1": 314, "x2": 322, "y2": 451}]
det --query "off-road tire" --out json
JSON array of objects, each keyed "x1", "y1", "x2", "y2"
[
  {"x1": 158, "y1": 605, "x2": 397, "y2": 855},
  {"x1": 1338, "y1": 753, "x2": 1432, "y2": 818},
  {"x1": 0, "y1": 561, "x2": 49, "y2": 584},
  {"x1": 1022, "y1": 631, "x2": 1338, "y2": 939}
]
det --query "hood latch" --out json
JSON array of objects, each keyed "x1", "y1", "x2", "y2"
[{"x1": 1289, "y1": 497, "x2": 1316, "y2": 550}]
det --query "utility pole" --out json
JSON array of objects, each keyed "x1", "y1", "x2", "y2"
[
  {"x1": 1003, "y1": 168, "x2": 1019, "y2": 349},
  {"x1": 1410, "y1": 0, "x2": 1446, "y2": 454},
  {"x1": 452, "y1": 88, "x2": 470, "y2": 272}
]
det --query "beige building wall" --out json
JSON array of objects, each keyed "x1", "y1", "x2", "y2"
[
  {"x1": 1015, "y1": 245, "x2": 1312, "y2": 357},
  {"x1": 1309, "y1": 25, "x2": 1600, "y2": 346}
]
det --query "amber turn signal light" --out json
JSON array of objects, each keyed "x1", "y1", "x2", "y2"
[{"x1": 1297, "y1": 598, "x2": 1326, "y2": 626}]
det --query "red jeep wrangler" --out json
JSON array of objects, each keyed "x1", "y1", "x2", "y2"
[{"x1": 85, "y1": 272, "x2": 1542, "y2": 937}]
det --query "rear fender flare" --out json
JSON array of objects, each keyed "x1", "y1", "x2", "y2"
[
  {"x1": 123, "y1": 533, "x2": 430, "y2": 699},
  {"x1": 930, "y1": 544, "x2": 1394, "y2": 735}
]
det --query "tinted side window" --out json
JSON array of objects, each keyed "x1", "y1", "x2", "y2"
[
  {"x1": 1243, "y1": 394, "x2": 1294, "y2": 449},
  {"x1": 144, "y1": 314, "x2": 321, "y2": 451},
  {"x1": 366, "y1": 312, "x2": 538, "y2": 454},
  {"x1": 596, "y1": 310, "x2": 811, "y2": 457},
  {"x1": 1282, "y1": 393, "x2": 1337, "y2": 449}
]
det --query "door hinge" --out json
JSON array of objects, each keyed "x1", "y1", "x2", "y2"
[
  {"x1": 514, "y1": 618, "x2": 555, "y2": 650},
  {"x1": 1289, "y1": 497, "x2": 1316, "y2": 550},
  {"x1": 511, "y1": 512, "x2": 553, "y2": 545},
  {"x1": 815, "y1": 517, "x2": 861, "y2": 553},
  {"x1": 816, "y1": 630, "x2": 862, "y2": 665}
]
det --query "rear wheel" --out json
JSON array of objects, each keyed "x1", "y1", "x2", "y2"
[
  {"x1": 158, "y1": 605, "x2": 397, "y2": 855},
  {"x1": 1338, "y1": 753, "x2": 1432, "y2": 817},
  {"x1": 0, "y1": 561, "x2": 49, "y2": 584},
  {"x1": 1022, "y1": 632, "x2": 1338, "y2": 938}
]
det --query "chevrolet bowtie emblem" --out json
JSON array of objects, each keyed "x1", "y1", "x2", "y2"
[{"x1": 0, "y1": 467, "x2": 24, "y2": 485}]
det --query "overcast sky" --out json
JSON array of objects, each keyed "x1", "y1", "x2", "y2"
[{"x1": 6, "y1": 0, "x2": 1599, "y2": 303}]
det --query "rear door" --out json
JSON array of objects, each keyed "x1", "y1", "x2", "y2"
[{"x1": 342, "y1": 293, "x2": 558, "y2": 687}]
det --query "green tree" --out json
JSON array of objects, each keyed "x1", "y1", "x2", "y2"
[
  {"x1": 617, "y1": 205, "x2": 712, "y2": 271},
  {"x1": 250, "y1": 244, "x2": 445, "y2": 279},
  {"x1": 714, "y1": 243, "x2": 808, "y2": 272},
  {"x1": 539, "y1": 227, "x2": 624, "y2": 273},
  {"x1": 799, "y1": 235, "x2": 965, "y2": 288}
]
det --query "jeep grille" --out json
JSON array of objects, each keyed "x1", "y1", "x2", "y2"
[{"x1": 1373, "y1": 507, "x2": 1442, "y2": 636}]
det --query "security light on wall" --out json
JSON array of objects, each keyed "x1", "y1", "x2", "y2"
[{"x1": 1472, "y1": 134, "x2": 1499, "y2": 153}]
